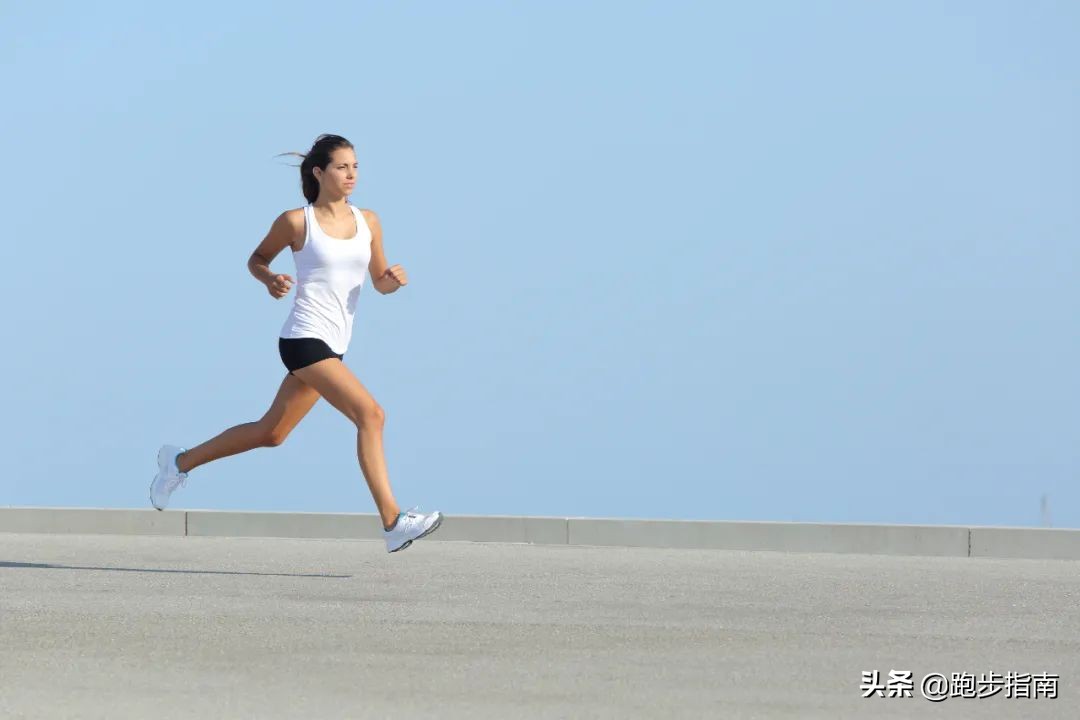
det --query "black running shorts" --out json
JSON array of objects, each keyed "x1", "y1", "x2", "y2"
[{"x1": 278, "y1": 337, "x2": 344, "y2": 375}]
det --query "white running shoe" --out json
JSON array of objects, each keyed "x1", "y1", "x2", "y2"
[
  {"x1": 150, "y1": 444, "x2": 188, "y2": 511},
  {"x1": 384, "y1": 507, "x2": 443, "y2": 553}
]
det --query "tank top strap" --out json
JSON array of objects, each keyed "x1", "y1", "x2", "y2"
[
  {"x1": 350, "y1": 205, "x2": 371, "y2": 243},
  {"x1": 297, "y1": 204, "x2": 314, "y2": 251}
]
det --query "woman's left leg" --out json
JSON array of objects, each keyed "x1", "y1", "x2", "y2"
[{"x1": 291, "y1": 358, "x2": 400, "y2": 528}]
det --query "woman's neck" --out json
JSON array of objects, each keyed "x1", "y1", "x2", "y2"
[{"x1": 313, "y1": 195, "x2": 349, "y2": 214}]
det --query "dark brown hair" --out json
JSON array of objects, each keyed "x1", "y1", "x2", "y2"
[{"x1": 278, "y1": 134, "x2": 355, "y2": 203}]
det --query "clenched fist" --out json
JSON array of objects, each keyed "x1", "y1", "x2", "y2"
[
  {"x1": 381, "y1": 264, "x2": 408, "y2": 288},
  {"x1": 267, "y1": 273, "x2": 294, "y2": 299}
]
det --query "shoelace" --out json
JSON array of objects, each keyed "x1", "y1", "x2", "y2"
[{"x1": 392, "y1": 507, "x2": 423, "y2": 530}]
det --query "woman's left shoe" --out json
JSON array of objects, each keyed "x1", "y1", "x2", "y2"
[{"x1": 384, "y1": 508, "x2": 443, "y2": 553}]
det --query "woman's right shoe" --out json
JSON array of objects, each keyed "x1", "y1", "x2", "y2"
[
  {"x1": 150, "y1": 444, "x2": 188, "y2": 510},
  {"x1": 384, "y1": 508, "x2": 443, "y2": 553}
]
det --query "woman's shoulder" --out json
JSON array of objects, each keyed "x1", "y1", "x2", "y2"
[
  {"x1": 354, "y1": 207, "x2": 381, "y2": 231},
  {"x1": 275, "y1": 207, "x2": 307, "y2": 231},
  {"x1": 281, "y1": 206, "x2": 307, "y2": 221}
]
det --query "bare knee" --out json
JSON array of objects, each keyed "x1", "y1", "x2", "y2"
[
  {"x1": 352, "y1": 401, "x2": 385, "y2": 431},
  {"x1": 257, "y1": 423, "x2": 289, "y2": 448}
]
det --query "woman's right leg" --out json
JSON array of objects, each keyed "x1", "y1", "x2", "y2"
[{"x1": 176, "y1": 373, "x2": 320, "y2": 474}]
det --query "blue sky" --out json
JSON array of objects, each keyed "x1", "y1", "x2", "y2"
[{"x1": 2, "y1": 1, "x2": 1077, "y2": 527}]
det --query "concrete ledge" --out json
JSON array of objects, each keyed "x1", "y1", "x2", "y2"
[
  {"x1": 2, "y1": 507, "x2": 1079, "y2": 560},
  {"x1": 0, "y1": 507, "x2": 185, "y2": 536},
  {"x1": 970, "y1": 526, "x2": 1080, "y2": 561},
  {"x1": 435, "y1": 515, "x2": 568, "y2": 545},
  {"x1": 187, "y1": 510, "x2": 382, "y2": 539},
  {"x1": 567, "y1": 518, "x2": 970, "y2": 557},
  {"x1": 185, "y1": 512, "x2": 570, "y2": 544}
]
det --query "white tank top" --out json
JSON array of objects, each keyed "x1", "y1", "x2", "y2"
[{"x1": 279, "y1": 204, "x2": 373, "y2": 354}]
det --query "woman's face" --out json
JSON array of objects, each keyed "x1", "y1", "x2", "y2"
[{"x1": 314, "y1": 147, "x2": 357, "y2": 197}]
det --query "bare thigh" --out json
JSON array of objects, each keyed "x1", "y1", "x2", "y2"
[
  {"x1": 291, "y1": 358, "x2": 382, "y2": 427},
  {"x1": 259, "y1": 373, "x2": 322, "y2": 444}
]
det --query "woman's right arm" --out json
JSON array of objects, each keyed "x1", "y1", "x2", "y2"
[{"x1": 248, "y1": 210, "x2": 303, "y2": 298}]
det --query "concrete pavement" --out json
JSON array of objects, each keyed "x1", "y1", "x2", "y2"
[{"x1": 1, "y1": 532, "x2": 1077, "y2": 719}]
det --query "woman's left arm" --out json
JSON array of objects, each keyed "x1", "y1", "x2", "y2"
[{"x1": 363, "y1": 209, "x2": 408, "y2": 294}]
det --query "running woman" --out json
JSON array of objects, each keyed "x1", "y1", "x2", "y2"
[{"x1": 150, "y1": 134, "x2": 442, "y2": 553}]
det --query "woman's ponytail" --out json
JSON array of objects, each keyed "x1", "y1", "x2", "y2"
[{"x1": 277, "y1": 134, "x2": 354, "y2": 203}]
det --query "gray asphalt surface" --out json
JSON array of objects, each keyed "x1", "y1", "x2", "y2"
[{"x1": 0, "y1": 532, "x2": 1077, "y2": 719}]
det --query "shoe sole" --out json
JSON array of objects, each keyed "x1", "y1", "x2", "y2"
[
  {"x1": 149, "y1": 446, "x2": 171, "y2": 511},
  {"x1": 387, "y1": 513, "x2": 444, "y2": 553}
]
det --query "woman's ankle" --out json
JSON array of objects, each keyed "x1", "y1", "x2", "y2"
[{"x1": 382, "y1": 510, "x2": 403, "y2": 531}]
